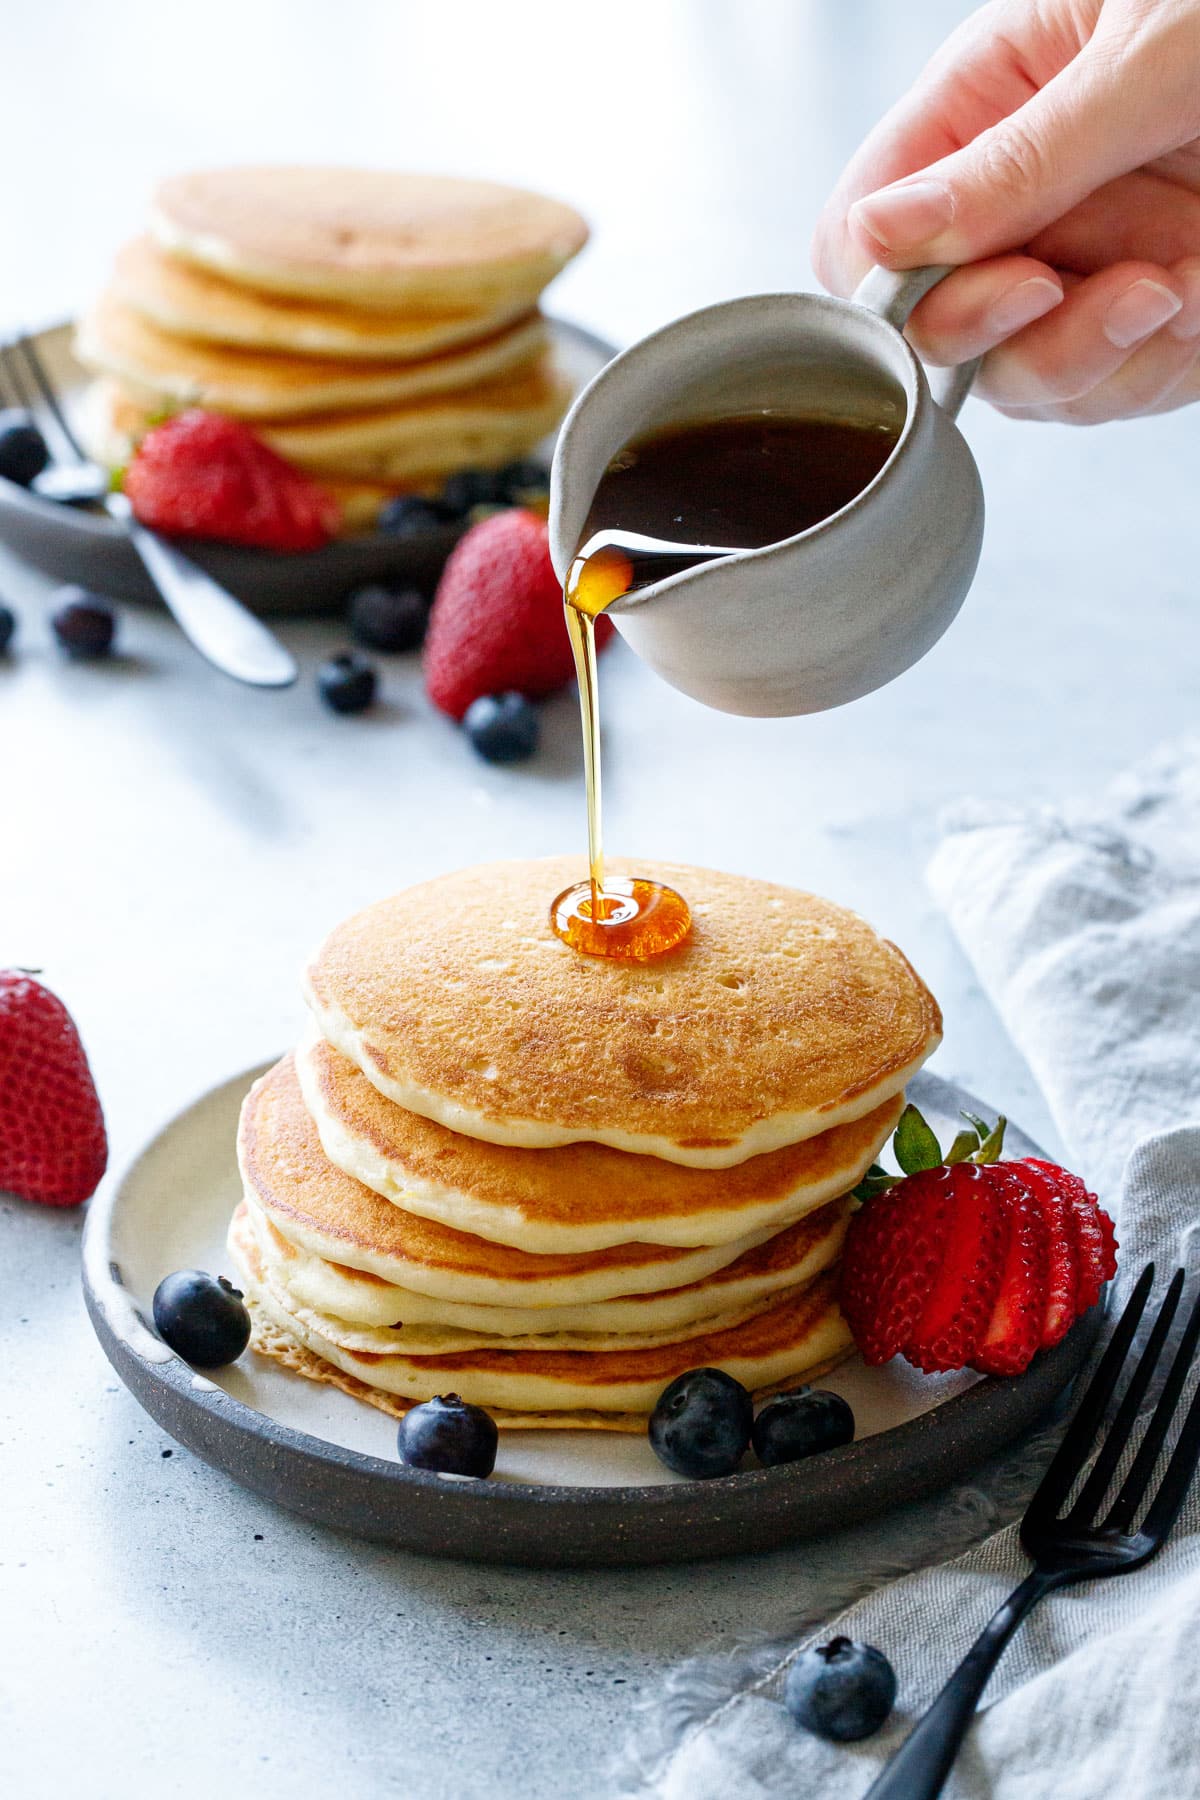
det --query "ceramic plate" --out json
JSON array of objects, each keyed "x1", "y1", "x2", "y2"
[
  {"x1": 0, "y1": 317, "x2": 614, "y2": 614},
  {"x1": 82, "y1": 1066, "x2": 1103, "y2": 1566}
]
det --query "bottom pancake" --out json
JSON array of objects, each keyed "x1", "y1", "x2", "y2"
[
  {"x1": 243, "y1": 1300, "x2": 850, "y2": 1434},
  {"x1": 230, "y1": 1204, "x2": 854, "y2": 1421}
]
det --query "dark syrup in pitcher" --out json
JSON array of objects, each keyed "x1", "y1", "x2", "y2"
[{"x1": 550, "y1": 412, "x2": 901, "y2": 961}]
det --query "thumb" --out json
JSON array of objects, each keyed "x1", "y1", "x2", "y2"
[{"x1": 849, "y1": 41, "x2": 1192, "y2": 269}]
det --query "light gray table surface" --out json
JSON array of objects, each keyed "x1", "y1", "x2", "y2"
[{"x1": 3, "y1": 4, "x2": 1197, "y2": 1797}]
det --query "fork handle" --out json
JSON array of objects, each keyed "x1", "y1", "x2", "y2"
[{"x1": 864, "y1": 1570, "x2": 1058, "y2": 1800}]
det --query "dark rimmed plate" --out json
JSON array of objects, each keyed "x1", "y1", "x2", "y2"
[
  {"x1": 0, "y1": 317, "x2": 615, "y2": 613},
  {"x1": 82, "y1": 1065, "x2": 1102, "y2": 1566}
]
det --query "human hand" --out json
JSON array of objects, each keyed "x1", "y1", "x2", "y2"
[{"x1": 813, "y1": 0, "x2": 1200, "y2": 423}]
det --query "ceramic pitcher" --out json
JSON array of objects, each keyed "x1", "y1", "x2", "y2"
[{"x1": 548, "y1": 266, "x2": 983, "y2": 717}]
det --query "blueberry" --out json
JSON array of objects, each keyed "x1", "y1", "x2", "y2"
[
  {"x1": 0, "y1": 408, "x2": 50, "y2": 487},
  {"x1": 438, "y1": 468, "x2": 504, "y2": 518},
  {"x1": 50, "y1": 586, "x2": 116, "y2": 659},
  {"x1": 377, "y1": 493, "x2": 452, "y2": 536},
  {"x1": 317, "y1": 652, "x2": 377, "y2": 714},
  {"x1": 398, "y1": 1393, "x2": 498, "y2": 1478},
  {"x1": 0, "y1": 604, "x2": 15, "y2": 655},
  {"x1": 648, "y1": 1367, "x2": 753, "y2": 1479},
  {"x1": 751, "y1": 1388, "x2": 855, "y2": 1467},
  {"x1": 784, "y1": 1637, "x2": 897, "y2": 1742},
  {"x1": 347, "y1": 584, "x2": 428, "y2": 653},
  {"x1": 496, "y1": 459, "x2": 549, "y2": 504},
  {"x1": 463, "y1": 691, "x2": 540, "y2": 764},
  {"x1": 152, "y1": 1270, "x2": 251, "y2": 1369}
]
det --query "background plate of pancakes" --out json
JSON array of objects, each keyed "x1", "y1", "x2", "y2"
[
  {"x1": 81, "y1": 857, "x2": 1104, "y2": 1568},
  {"x1": 0, "y1": 167, "x2": 613, "y2": 612}
]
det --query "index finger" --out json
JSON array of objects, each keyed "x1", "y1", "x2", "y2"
[{"x1": 812, "y1": 0, "x2": 1086, "y2": 294}]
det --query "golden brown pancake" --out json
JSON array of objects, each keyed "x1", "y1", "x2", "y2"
[
  {"x1": 304, "y1": 856, "x2": 942, "y2": 1168},
  {"x1": 150, "y1": 167, "x2": 589, "y2": 309},
  {"x1": 242, "y1": 1300, "x2": 649, "y2": 1431},
  {"x1": 229, "y1": 1202, "x2": 854, "y2": 1420},
  {"x1": 77, "y1": 382, "x2": 555, "y2": 524},
  {"x1": 111, "y1": 236, "x2": 545, "y2": 361},
  {"x1": 75, "y1": 294, "x2": 550, "y2": 419},
  {"x1": 239, "y1": 1054, "x2": 857, "y2": 1301},
  {"x1": 242, "y1": 1200, "x2": 844, "y2": 1352},
  {"x1": 255, "y1": 355, "x2": 573, "y2": 477},
  {"x1": 79, "y1": 358, "x2": 572, "y2": 484},
  {"x1": 294, "y1": 1033, "x2": 897, "y2": 1252},
  {"x1": 246, "y1": 1192, "x2": 849, "y2": 1338}
]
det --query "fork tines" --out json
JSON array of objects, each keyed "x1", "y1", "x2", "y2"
[
  {"x1": 1024, "y1": 1262, "x2": 1200, "y2": 1553},
  {"x1": 0, "y1": 332, "x2": 85, "y2": 463}
]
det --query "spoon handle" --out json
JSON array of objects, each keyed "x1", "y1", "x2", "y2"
[{"x1": 106, "y1": 493, "x2": 298, "y2": 688}]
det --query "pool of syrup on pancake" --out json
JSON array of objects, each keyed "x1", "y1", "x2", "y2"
[{"x1": 551, "y1": 412, "x2": 900, "y2": 960}]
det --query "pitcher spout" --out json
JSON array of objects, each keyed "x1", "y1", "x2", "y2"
[{"x1": 566, "y1": 528, "x2": 740, "y2": 618}]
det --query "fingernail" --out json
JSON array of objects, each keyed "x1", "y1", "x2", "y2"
[
  {"x1": 984, "y1": 277, "x2": 1063, "y2": 338},
  {"x1": 850, "y1": 179, "x2": 954, "y2": 252},
  {"x1": 1167, "y1": 264, "x2": 1200, "y2": 340},
  {"x1": 1103, "y1": 280, "x2": 1182, "y2": 348}
]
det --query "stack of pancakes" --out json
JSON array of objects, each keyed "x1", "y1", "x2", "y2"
[
  {"x1": 227, "y1": 857, "x2": 942, "y2": 1430},
  {"x1": 76, "y1": 167, "x2": 588, "y2": 528}
]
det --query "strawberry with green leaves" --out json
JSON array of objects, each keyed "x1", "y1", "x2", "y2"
[{"x1": 839, "y1": 1105, "x2": 1116, "y2": 1378}]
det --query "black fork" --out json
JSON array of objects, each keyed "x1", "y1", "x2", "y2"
[{"x1": 867, "y1": 1263, "x2": 1200, "y2": 1799}]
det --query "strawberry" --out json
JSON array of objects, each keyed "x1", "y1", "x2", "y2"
[
  {"x1": 1018, "y1": 1159, "x2": 1079, "y2": 1349},
  {"x1": 424, "y1": 509, "x2": 614, "y2": 720},
  {"x1": 971, "y1": 1166, "x2": 1050, "y2": 1377},
  {"x1": 1026, "y1": 1158, "x2": 1118, "y2": 1311},
  {"x1": 839, "y1": 1105, "x2": 1117, "y2": 1379},
  {"x1": 907, "y1": 1163, "x2": 1010, "y2": 1372},
  {"x1": 838, "y1": 1167, "x2": 956, "y2": 1365},
  {"x1": 123, "y1": 410, "x2": 340, "y2": 553},
  {"x1": 0, "y1": 972, "x2": 107, "y2": 1207}
]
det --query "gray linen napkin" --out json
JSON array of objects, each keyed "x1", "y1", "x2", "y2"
[{"x1": 619, "y1": 737, "x2": 1200, "y2": 1799}]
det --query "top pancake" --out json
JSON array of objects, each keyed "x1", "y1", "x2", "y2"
[
  {"x1": 110, "y1": 237, "x2": 544, "y2": 361},
  {"x1": 304, "y1": 856, "x2": 942, "y2": 1168},
  {"x1": 151, "y1": 168, "x2": 590, "y2": 309}
]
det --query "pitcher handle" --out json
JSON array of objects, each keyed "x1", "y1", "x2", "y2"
[{"x1": 851, "y1": 265, "x2": 978, "y2": 422}]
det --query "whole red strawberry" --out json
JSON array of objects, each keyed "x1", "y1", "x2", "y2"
[
  {"x1": 0, "y1": 972, "x2": 108, "y2": 1207},
  {"x1": 424, "y1": 509, "x2": 614, "y2": 720},
  {"x1": 124, "y1": 410, "x2": 340, "y2": 553},
  {"x1": 839, "y1": 1106, "x2": 1116, "y2": 1378}
]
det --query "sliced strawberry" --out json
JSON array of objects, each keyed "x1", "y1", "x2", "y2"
[
  {"x1": 1027, "y1": 1159, "x2": 1117, "y2": 1311},
  {"x1": 971, "y1": 1166, "x2": 1050, "y2": 1377},
  {"x1": 841, "y1": 1107, "x2": 1116, "y2": 1382},
  {"x1": 839, "y1": 1166, "x2": 955, "y2": 1365},
  {"x1": 1018, "y1": 1159, "x2": 1079, "y2": 1349},
  {"x1": 1096, "y1": 1206, "x2": 1119, "y2": 1285},
  {"x1": 905, "y1": 1164, "x2": 1010, "y2": 1372}
]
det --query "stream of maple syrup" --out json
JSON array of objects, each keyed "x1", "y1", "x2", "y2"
[
  {"x1": 548, "y1": 413, "x2": 900, "y2": 961},
  {"x1": 551, "y1": 540, "x2": 706, "y2": 959}
]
